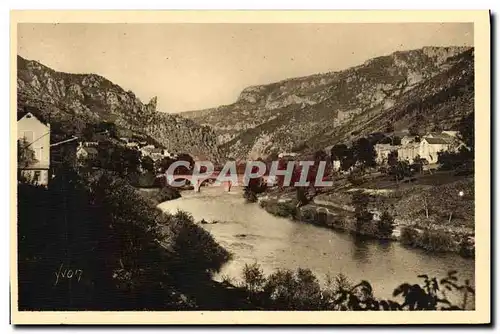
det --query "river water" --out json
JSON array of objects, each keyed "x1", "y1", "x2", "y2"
[{"x1": 158, "y1": 187, "x2": 475, "y2": 306}]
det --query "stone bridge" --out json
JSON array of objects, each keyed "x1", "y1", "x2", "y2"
[{"x1": 158, "y1": 172, "x2": 271, "y2": 192}]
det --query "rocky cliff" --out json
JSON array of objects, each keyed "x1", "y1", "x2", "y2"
[
  {"x1": 17, "y1": 56, "x2": 221, "y2": 161},
  {"x1": 181, "y1": 46, "x2": 473, "y2": 159}
]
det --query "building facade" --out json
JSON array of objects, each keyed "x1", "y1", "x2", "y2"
[
  {"x1": 17, "y1": 112, "x2": 50, "y2": 185},
  {"x1": 375, "y1": 131, "x2": 460, "y2": 165},
  {"x1": 76, "y1": 142, "x2": 99, "y2": 165}
]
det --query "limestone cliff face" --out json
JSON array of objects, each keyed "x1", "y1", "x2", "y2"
[
  {"x1": 17, "y1": 56, "x2": 221, "y2": 160},
  {"x1": 181, "y1": 46, "x2": 473, "y2": 159}
]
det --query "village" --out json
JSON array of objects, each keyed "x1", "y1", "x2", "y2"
[
  {"x1": 14, "y1": 19, "x2": 482, "y2": 316},
  {"x1": 17, "y1": 109, "x2": 469, "y2": 188},
  {"x1": 17, "y1": 111, "x2": 181, "y2": 185}
]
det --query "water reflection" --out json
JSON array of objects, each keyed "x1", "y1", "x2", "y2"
[
  {"x1": 158, "y1": 187, "x2": 475, "y2": 303},
  {"x1": 351, "y1": 236, "x2": 370, "y2": 263}
]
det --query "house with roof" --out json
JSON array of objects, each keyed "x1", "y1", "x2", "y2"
[
  {"x1": 419, "y1": 136, "x2": 452, "y2": 164},
  {"x1": 150, "y1": 148, "x2": 165, "y2": 162},
  {"x1": 401, "y1": 135, "x2": 419, "y2": 146},
  {"x1": 17, "y1": 112, "x2": 51, "y2": 185},
  {"x1": 76, "y1": 142, "x2": 99, "y2": 166},
  {"x1": 398, "y1": 142, "x2": 421, "y2": 163},
  {"x1": 375, "y1": 131, "x2": 462, "y2": 165},
  {"x1": 374, "y1": 144, "x2": 399, "y2": 164},
  {"x1": 278, "y1": 152, "x2": 298, "y2": 160},
  {"x1": 126, "y1": 142, "x2": 139, "y2": 149}
]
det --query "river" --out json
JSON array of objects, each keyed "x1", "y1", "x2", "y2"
[{"x1": 158, "y1": 187, "x2": 475, "y2": 307}]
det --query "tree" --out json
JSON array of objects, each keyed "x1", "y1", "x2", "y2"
[
  {"x1": 96, "y1": 141, "x2": 141, "y2": 176},
  {"x1": 411, "y1": 155, "x2": 425, "y2": 174},
  {"x1": 387, "y1": 150, "x2": 399, "y2": 182},
  {"x1": 458, "y1": 112, "x2": 474, "y2": 151},
  {"x1": 377, "y1": 211, "x2": 395, "y2": 239},
  {"x1": 96, "y1": 121, "x2": 118, "y2": 138},
  {"x1": 177, "y1": 153, "x2": 194, "y2": 170},
  {"x1": 18, "y1": 138, "x2": 37, "y2": 168},
  {"x1": 266, "y1": 151, "x2": 279, "y2": 163},
  {"x1": 437, "y1": 149, "x2": 471, "y2": 171},
  {"x1": 353, "y1": 138, "x2": 376, "y2": 168},
  {"x1": 156, "y1": 156, "x2": 177, "y2": 174},
  {"x1": 391, "y1": 136, "x2": 401, "y2": 146},
  {"x1": 115, "y1": 146, "x2": 141, "y2": 175},
  {"x1": 243, "y1": 165, "x2": 267, "y2": 202},
  {"x1": 141, "y1": 155, "x2": 155, "y2": 173},
  {"x1": 408, "y1": 124, "x2": 420, "y2": 136},
  {"x1": 314, "y1": 149, "x2": 329, "y2": 162},
  {"x1": 291, "y1": 141, "x2": 309, "y2": 153},
  {"x1": 330, "y1": 144, "x2": 348, "y2": 161},
  {"x1": 351, "y1": 191, "x2": 373, "y2": 234},
  {"x1": 331, "y1": 144, "x2": 356, "y2": 171},
  {"x1": 385, "y1": 121, "x2": 394, "y2": 133},
  {"x1": 341, "y1": 149, "x2": 356, "y2": 171}
]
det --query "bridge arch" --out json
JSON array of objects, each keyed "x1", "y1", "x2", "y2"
[
  {"x1": 194, "y1": 177, "x2": 233, "y2": 192},
  {"x1": 196, "y1": 177, "x2": 215, "y2": 192}
]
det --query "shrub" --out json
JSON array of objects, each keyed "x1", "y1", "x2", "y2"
[
  {"x1": 276, "y1": 202, "x2": 298, "y2": 219},
  {"x1": 138, "y1": 186, "x2": 181, "y2": 205},
  {"x1": 331, "y1": 218, "x2": 345, "y2": 230},
  {"x1": 261, "y1": 200, "x2": 298, "y2": 219},
  {"x1": 400, "y1": 226, "x2": 420, "y2": 247},
  {"x1": 352, "y1": 192, "x2": 373, "y2": 234},
  {"x1": 155, "y1": 187, "x2": 181, "y2": 203},
  {"x1": 240, "y1": 263, "x2": 474, "y2": 311},
  {"x1": 458, "y1": 236, "x2": 475, "y2": 258},
  {"x1": 243, "y1": 188, "x2": 258, "y2": 202},
  {"x1": 262, "y1": 268, "x2": 324, "y2": 310},
  {"x1": 166, "y1": 211, "x2": 233, "y2": 283},
  {"x1": 419, "y1": 229, "x2": 455, "y2": 253},
  {"x1": 347, "y1": 173, "x2": 365, "y2": 186},
  {"x1": 299, "y1": 208, "x2": 317, "y2": 223},
  {"x1": 18, "y1": 170, "x2": 230, "y2": 311},
  {"x1": 377, "y1": 211, "x2": 395, "y2": 239},
  {"x1": 242, "y1": 263, "x2": 266, "y2": 293}
]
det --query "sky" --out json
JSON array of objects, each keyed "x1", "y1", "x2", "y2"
[{"x1": 17, "y1": 23, "x2": 473, "y2": 113}]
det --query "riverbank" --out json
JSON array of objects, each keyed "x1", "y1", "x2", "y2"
[
  {"x1": 158, "y1": 187, "x2": 475, "y2": 309},
  {"x1": 136, "y1": 186, "x2": 181, "y2": 205},
  {"x1": 257, "y1": 191, "x2": 475, "y2": 258}
]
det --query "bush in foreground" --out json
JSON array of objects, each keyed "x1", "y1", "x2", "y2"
[
  {"x1": 239, "y1": 264, "x2": 474, "y2": 311},
  {"x1": 18, "y1": 169, "x2": 229, "y2": 310}
]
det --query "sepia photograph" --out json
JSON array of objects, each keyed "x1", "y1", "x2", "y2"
[{"x1": 10, "y1": 10, "x2": 490, "y2": 325}]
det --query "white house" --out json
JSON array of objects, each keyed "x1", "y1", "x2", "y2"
[
  {"x1": 76, "y1": 142, "x2": 98, "y2": 164},
  {"x1": 374, "y1": 144, "x2": 398, "y2": 164},
  {"x1": 419, "y1": 137, "x2": 452, "y2": 164},
  {"x1": 375, "y1": 131, "x2": 461, "y2": 165},
  {"x1": 17, "y1": 112, "x2": 50, "y2": 185},
  {"x1": 126, "y1": 142, "x2": 139, "y2": 149},
  {"x1": 332, "y1": 159, "x2": 341, "y2": 172},
  {"x1": 278, "y1": 152, "x2": 298, "y2": 159}
]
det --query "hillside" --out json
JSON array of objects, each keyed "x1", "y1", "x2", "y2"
[
  {"x1": 17, "y1": 56, "x2": 221, "y2": 161},
  {"x1": 181, "y1": 46, "x2": 474, "y2": 159}
]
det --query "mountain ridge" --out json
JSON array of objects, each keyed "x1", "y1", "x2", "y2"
[
  {"x1": 181, "y1": 46, "x2": 473, "y2": 159},
  {"x1": 17, "y1": 55, "x2": 221, "y2": 161}
]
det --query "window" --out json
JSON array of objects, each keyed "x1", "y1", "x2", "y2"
[
  {"x1": 34, "y1": 171, "x2": 41, "y2": 182},
  {"x1": 22, "y1": 131, "x2": 34, "y2": 144},
  {"x1": 35, "y1": 148, "x2": 42, "y2": 161}
]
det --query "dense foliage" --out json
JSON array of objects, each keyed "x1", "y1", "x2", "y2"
[
  {"x1": 17, "y1": 169, "x2": 230, "y2": 310},
  {"x1": 237, "y1": 263, "x2": 474, "y2": 310}
]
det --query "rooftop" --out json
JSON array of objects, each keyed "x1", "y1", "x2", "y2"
[{"x1": 423, "y1": 137, "x2": 450, "y2": 145}]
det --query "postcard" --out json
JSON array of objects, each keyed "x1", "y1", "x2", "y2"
[{"x1": 10, "y1": 10, "x2": 490, "y2": 325}]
